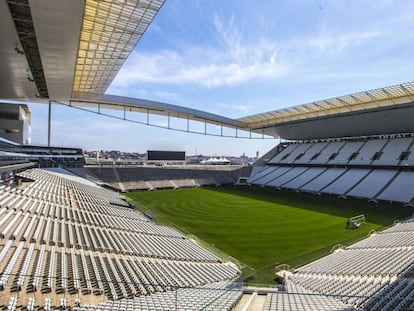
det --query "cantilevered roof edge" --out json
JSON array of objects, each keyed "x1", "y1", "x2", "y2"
[
  {"x1": 69, "y1": 92, "x2": 246, "y2": 129},
  {"x1": 237, "y1": 81, "x2": 414, "y2": 128}
]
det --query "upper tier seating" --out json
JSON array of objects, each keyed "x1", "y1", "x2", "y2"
[
  {"x1": 326, "y1": 141, "x2": 365, "y2": 165},
  {"x1": 267, "y1": 136, "x2": 414, "y2": 166},
  {"x1": 249, "y1": 136, "x2": 414, "y2": 203},
  {"x1": 347, "y1": 139, "x2": 388, "y2": 165},
  {"x1": 310, "y1": 141, "x2": 346, "y2": 165},
  {"x1": 375, "y1": 138, "x2": 413, "y2": 166},
  {"x1": 294, "y1": 142, "x2": 328, "y2": 164}
]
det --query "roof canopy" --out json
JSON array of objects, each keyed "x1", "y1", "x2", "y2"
[
  {"x1": 0, "y1": 0, "x2": 164, "y2": 100},
  {"x1": 237, "y1": 81, "x2": 414, "y2": 139},
  {"x1": 73, "y1": 0, "x2": 164, "y2": 94},
  {"x1": 238, "y1": 82, "x2": 414, "y2": 130},
  {"x1": 1, "y1": 0, "x2": 414, "y2": 140}
]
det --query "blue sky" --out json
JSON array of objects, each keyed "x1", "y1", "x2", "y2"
[{"x1": 29, "y1": 0, "x2": 414, "y2": 156}]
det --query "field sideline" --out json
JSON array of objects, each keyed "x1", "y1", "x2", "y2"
[{"x1": 127, "y1": 185, "x2": 413, "y2": 284}]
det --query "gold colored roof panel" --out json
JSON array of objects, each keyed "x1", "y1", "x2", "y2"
[
  {"x1": 238, "y1": 81, "x2": 414, "y2": 128},
  {"x1": 72, "y1": 0, "x2": 165, "y2": 94}
]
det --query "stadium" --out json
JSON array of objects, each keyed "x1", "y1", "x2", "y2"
[{"x1": 1, "y1": 1, "x2": 414, "y2": 310}]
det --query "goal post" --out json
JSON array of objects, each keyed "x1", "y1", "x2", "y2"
[{"x1": 347, "y1": 214, "x2": 365, "y2": 229}]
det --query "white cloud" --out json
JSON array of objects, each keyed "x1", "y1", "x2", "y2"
[
  {"x1": 111, "y1": 47, "x2": 288, "y2": 89},
  {"x1": 212, "y1": 102, "x2": 253, "y2": 117},
  {"x1": 111, "y1": 12, "x2": 388, "y2": 92},
  {"x1": 303, "y1": 31, "x2": 385, "y2": 54},
  {"x1": 153, "y1": 90, "x2": 181, "y2": 101},
  {"x1": 111, "y1": 13, "x2": 289, "y2": 89}
]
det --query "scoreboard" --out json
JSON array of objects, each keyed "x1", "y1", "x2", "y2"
[{"x1": 147, "y1": 150, "x2": 186, "y2": 161}]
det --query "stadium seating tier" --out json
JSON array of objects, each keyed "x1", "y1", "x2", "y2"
[{"x1": 0, "y1": 169, "x2": 241, "y2": 310}]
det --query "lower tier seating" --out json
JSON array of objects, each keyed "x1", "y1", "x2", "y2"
[{"x1": 0, "y1": 169, "x2": 241, "y2": 310}]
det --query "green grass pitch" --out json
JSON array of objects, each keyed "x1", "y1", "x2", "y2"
[{"x1": 127, "y1": 185, "x2": 413, "y2": 284}]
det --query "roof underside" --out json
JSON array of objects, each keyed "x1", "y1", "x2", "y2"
[
  {"x1": 261, "y1": 102, "x2": 414, "y2": 140},
  {"x1": 237, "y1": 81, "x2": 414, "y2": 139},
  {"x1": 73, "y1": 0, "x2": 165, "y2": 94},
  {"x1": 239, "y1": 82, "x2": 414, "y2": 127},
  {"x1": 0, "y1": 0, "x2": 164, "y2": 100}
]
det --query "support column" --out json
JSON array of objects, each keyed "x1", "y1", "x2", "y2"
[{"x1": 48, "y1": 100, "x2": 51, "y2": 146}]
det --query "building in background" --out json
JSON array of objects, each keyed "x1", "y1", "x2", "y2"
[{"x1": 0, "y1": 103, "x2": 31, "y2": 144}]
